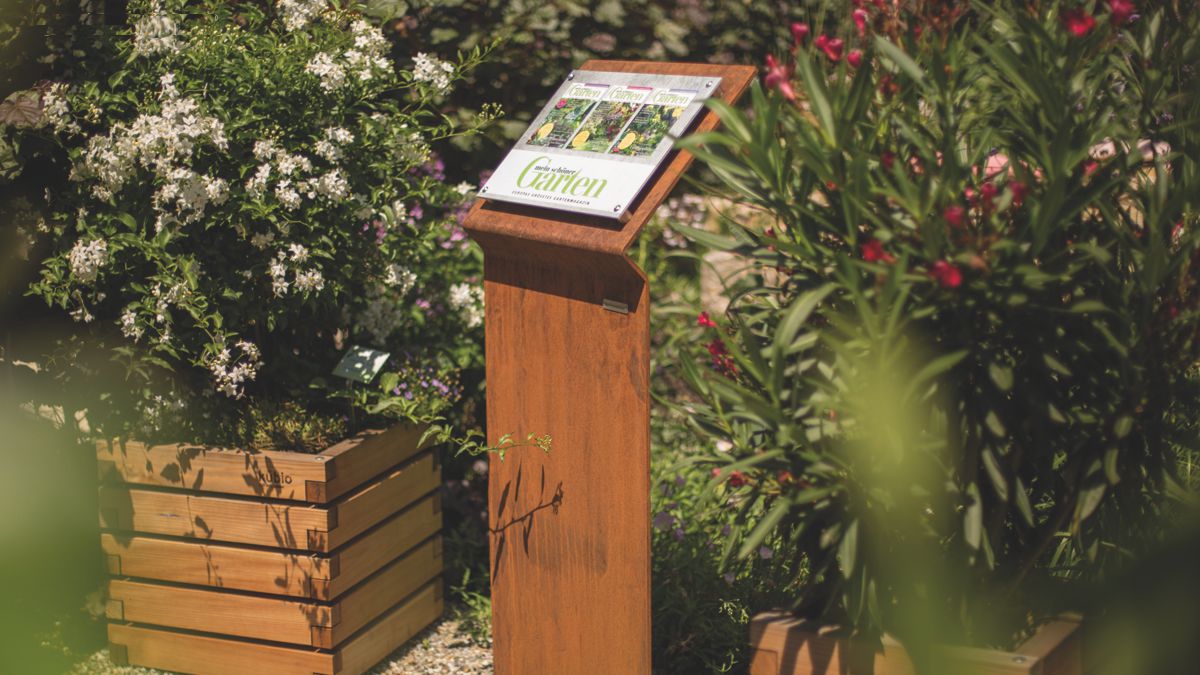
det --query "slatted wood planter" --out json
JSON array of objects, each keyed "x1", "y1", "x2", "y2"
[
  {"x1": 97, "y1": 424, "x2": 445, "y2": 675},
  {"x1": 749, "y1": 612, "x2": 1083, "y2": 675}
]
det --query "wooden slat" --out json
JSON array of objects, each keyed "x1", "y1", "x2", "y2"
[
  {"x1": 97, "y1": 438, "x2": 329, "y2": 501},
  {"x1": 99, "y1": 484, "x2": 333, "y2": 551},
  {"x1": 100, "y1": 493, "x2": 442, "y2": 600},
  {"x1": 321, "y1": 424, "x2": 431, "y2": 502},
  {"x1": 97, "y1": 423, "x2": 429, "y2": 503},
  {"x1": 107, "y1": 622, "x2": 335, "y2": 675},
  {"x1": 335, "y1": 579, "x2": 444, "y2": 675},
  {"x1": 327, "y1": 450, "x2": 439, "y2": 549},
  {"x1": 107, "y1": 578, "x2": 333, "y2": 647},
  {"x1": 101, "y1": 532, "x2": 331, "y2": 599},
  {"x1": 329, "y1": 493, "x2": 442, "y2": 598},
  {"x1": 107, "y1": 537, "x2": 442, "y2": 648},
  {"x1": 329, "y1": 537, "x2": 442, "y2": 645},
  {"x1": 106, "y1": 579, "x2": 443, "y2": 675},
  {"x1": 748, "y1": 613, "x2": 1082, "y2": 675}
]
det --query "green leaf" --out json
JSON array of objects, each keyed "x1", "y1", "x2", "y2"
[
  {"x1": 981, "y1": 448, "x2": 1009, "y2": 500},
  {"x1": 873, "y1": 36, "x2": 927, "y2": 86},
  {"x1": 984, "y1": 410, "x2": 1006, "y2": 437},
  {"x1": 1013, "y1": 477, "x2": 1035, "y2": 527},
  {"x1": 1043, "y1": 354, "x2": 1072, "y2": 376},
  {"x1": 964, "y1": 483, "x2": 983, "y2": 550},
  {"x1": 1103, "y1": 446, "x2": 1120, "y2": 485},
  {"x1": 1113, "y1": 416, "x2": 1133, "y2": 439},
  {"x1": 738, "y1": 497, "x2": 791, "y2": 559},
  {"x1": 838, "y1": 519, "x2": 858, "y2": 579},
  {"x1": 988, "y1": 362, "x2": 1014, "y2": 392}
]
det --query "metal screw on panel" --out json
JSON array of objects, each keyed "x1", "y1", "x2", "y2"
[
  {"x1": 613, "y1": 205, "x2": 621, "y2": 212},
  {"x1": 706, "y1": 81, "x2": 715, "y2": 87},
  {"x1": 567, "y1": 71, "x2": 575, "y2": 80},
  {"x1": 481, "y1": 186, "x2": 488, "y2": 192}
]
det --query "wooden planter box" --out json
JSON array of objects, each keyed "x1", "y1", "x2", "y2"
[
  {"x1": 96, "y1": 424, "x2": 444, "y2": 675},
  {"x1": 749, "y1": 611, "x2": 1083, "y2": 675}
]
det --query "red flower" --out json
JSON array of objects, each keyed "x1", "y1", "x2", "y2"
[
  {"x1": 706, "y1": 339, "x2": 739, "y2": 377},
  {"x1": 852, "y1": 8, "x2": 869, "y2": 37},
  {"x1": 822, "y1": 37, "x2": 845, "y2": 62},
  {"x1": 979, "y1": 181, "x2": 998, "y2": 211},
  {"x1": 1108, "y1": 0, "x2": 1135, "y2": 25},
  {"x1": 943, "y1": 204, "x2": 966, "y2": 228},
  {"x1": 1010, "y1": 180, "x2": 1028, "y2": 207},
  {"x1": 815, "y1": 34, "x2": 828, "y2": 50},
  {"x1": 929, "y1": 260, "x2": 963, "y2": 288},
  {"x1": 777, "y1": 470, "x2": 795, "y2": 485},
  {"x1": 727, "y1": 471, "x2": 748, "y2": 488},
  {"x1": 1082, "y1": 160, "x2": 1100, "y2": 177},
  {"x1": 861, "y1": 238, "x2": 895, "y2": 264},
  {"x1": 697, "y1": 311, "x2": 717, "y2": 328},
  {"x1": 881, "y1": 151, "x2": 895, "y2": 170},
  {"x1": 847, "y1": 49, "x2": 864, "y2": 68},
  {"x1": 764, "y1": 54, "x2": 796, "y2": 102},
  {"x1": 556, "y1": 99, "x2": 567, "y2": 108},
  {"x1": 1062, "y1": 8, "x2": 1096, "y2": 37},
  {"x1": 791, "y1": 22, "x2": 810, "y2": 44}
]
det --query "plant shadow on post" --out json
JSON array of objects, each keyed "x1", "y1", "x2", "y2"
[{"x1": 488, "y1": 461, "x2": 565, "y2": 584}]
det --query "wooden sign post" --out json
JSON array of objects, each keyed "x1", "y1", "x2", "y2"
[{"x1": 463, "y1": 60, "x2": 755, "y2": 675}]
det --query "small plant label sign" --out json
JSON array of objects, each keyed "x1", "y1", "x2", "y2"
[
  {"x1": 479, "y1": 70, "x2": 720, "y2": 221},
  {"x1": 333, "y1": 346, "x2": 390, "y2": 384}
]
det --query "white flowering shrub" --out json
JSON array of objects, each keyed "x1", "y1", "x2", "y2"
[{"x1": 26, "y1": 0, "x2": 495, "y2": 444}]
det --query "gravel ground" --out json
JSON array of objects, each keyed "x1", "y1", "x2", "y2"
[{"x1": 69, "y1": 616, "x2": 492, "y2": 675}]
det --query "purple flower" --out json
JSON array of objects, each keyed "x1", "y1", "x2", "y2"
[
  {"x1": 672, "y1": 527, "x2": 685, "y2": 541},
  {"x1": 653, "y1": 512, "x2": 676, "y2": 531},
  {"x1": 758, "y1": 546, "x2": 774, "y2": 560},
  {"x1": 723, "y1": 572, "x2": 735, "y2": 584}
]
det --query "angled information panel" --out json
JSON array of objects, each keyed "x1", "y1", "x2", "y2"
[{"x1": 479, "y1": 70, "x2": 721, "y2": 221}]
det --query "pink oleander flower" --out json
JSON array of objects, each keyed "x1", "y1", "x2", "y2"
[
  {"x1": 697, "y1": 311, "x2": 717, "y2": 328},
  {"x1": 1010, "y1": 180, "x2": 1028, "y2": 207},
  {"x1": 791, "y1": 22, "x2": 810, "y2": 44},
  {"x1": 861, "y1": 238, "x2": 895, "y2": 264},
  {"x1": 764, "y1": 54, "x2": 796, "y2": 101},
  {"x1": 1062, "y1": 8, "x2": 1096, "y2": 37},
  {"x1": 821, "y1": 37, "x2": 845, "y2": 62},
  {"x1": 852, "y1": 8, "x2": 869, "y2": 37},
  {"x1": 943, "y1": 204, "x2": 966, "y2": 228},
  {"x1": 1108, "y1": 0, "x2": 1135, "y2": 25},
  {"x1": 929, "y1": 260, "x2": 963, "y2": 288},
  {"x1": 847, "y1": 49, "x2": 863, "y2": 68}
]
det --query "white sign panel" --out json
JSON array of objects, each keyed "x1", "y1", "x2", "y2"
[{"x1": 479, "y1": 71, "x2": 720, "y2": 221}]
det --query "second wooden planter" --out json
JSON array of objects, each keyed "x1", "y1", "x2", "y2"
[
  {"x1": 96, "y1": 423, "x2": 443, "y2": 675},
  {"x1": 749, "y1": 611, "x2": 1083, "y2": 675}
]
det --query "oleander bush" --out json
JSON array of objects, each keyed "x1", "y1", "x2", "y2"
[
  {"x1": 7, "y1": 0, "x2": 496, "y2": 446},
  {"x1": 672, "y1": 0, "x2": 1200, "y2": 653}
]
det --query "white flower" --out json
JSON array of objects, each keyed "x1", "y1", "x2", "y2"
[
  {"x1": 384, "y1": 264, "x2": 416, "y2": 293},
  {"x1": 68, "y1": 238, "x2": 109, "y2": 284},
  {"x1": 277, "y1": 0, "x2": 325, "y2": 32},
  {"x1": 275, "y1": 180, "x2": 302, "y2": 209},
  {"x1": 208, "y1": 339, "x2": 262, "y2": 399},
  {"x1": 325, "y1": 126, "x2": 354, "y2": 145},
  {"x1": 314, "y1": 140, "x2": 339, "y2": 162},
  {"x1": 269, "y1": 256, "x2": 289, "y2": 296},
  {"x1": 314, "y1": 169, "x2": 349, "y2": 201},
  {"x1": 120, "y1": 307, "x2": 144, "y2": 340},
  {"x1": 41, "y1": 83, "x2": 79, "y2": 133},
  {"x1": 355, "y1": 284, "x2": 405, "y2": 345},
  {"x1": 250, "y1": 231, "x2": 275, "y2": 249},
  {"x1": 306, "y1": 52, "x2": 346, "y2": 92},
  {"x1": 287, "y1": 243, "x2": 309, "y2": 262},
  {"x1": 253, "y1": 139, "x2": 278, "y2": 160},
  {"x1": 412, "y1": 52, "x2": 454, "y2": 93},
  {"x1": 246, "y1": 163, "x2": 272, "y2": 195},
  {"x1": 448, "y1": 282, "x2": 484, "y2": 328},
  {"x1": 294, "y1": 267, "x2": 325, "y2": 292},
  {"x1": 132, "y1": 10, "x2": 181, "y2": 57},
  {"x1": 454, "y1": 181, "x2": 475, "y2": 195}
]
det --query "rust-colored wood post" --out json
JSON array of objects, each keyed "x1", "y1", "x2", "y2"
[{"x1": 463, "y1": 60, "x2": 755, "y2": 675}]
